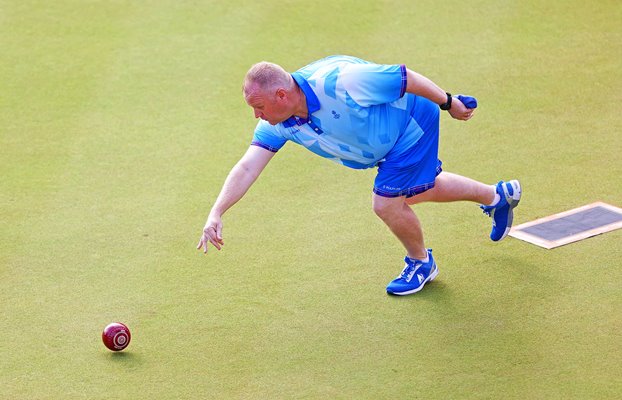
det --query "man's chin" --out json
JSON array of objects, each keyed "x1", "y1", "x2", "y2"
[{"x1": 263, "y1": 116, "x2": 288, "y2": 126}]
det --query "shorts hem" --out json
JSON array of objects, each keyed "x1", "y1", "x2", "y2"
[
  {"x1": 373, "y1": 181, "x2": 436, "y2": 198},
  {"x1": 373, "y1": 163, "x2": 442, "y2": 198}
]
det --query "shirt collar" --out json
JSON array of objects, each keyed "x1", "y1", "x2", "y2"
[{"x1": 282, "y1": 72, "x2": 321, "y2": 128}]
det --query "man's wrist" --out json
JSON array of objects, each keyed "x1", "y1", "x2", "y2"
[
  {"x1": 439, "y1": 92, "x2": 452, "y2": 110},
  {"x1": 208, "y1": 208, "x2": 223, "y2": 220}
]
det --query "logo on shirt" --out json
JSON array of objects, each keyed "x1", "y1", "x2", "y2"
[{"x1": 331, "y1": 110, "x2": 340, "y2": 119}]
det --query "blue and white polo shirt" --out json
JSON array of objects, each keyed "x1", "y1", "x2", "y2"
[{"x1": 251, "y1": 55, "x2": 426, "y2": 169}]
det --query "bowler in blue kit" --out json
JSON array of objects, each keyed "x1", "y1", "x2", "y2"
[{"x1": 198, "y1": 55, "x2": 521, "y2": 296}]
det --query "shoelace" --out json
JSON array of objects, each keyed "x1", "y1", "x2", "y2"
[
  {"x1": 480, "y1": 204, "x2": 493, "y2": 216},
  {"x1": 399, "y1": 261, "x2": 420, "y2": 281}
]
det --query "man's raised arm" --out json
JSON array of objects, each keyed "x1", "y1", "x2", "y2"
[
  {"x1": 405, "y1": 68, "x2": 474, "y2": 121},
  {"x1": 197, "y1": 145, "x2": 276, "y2": 253}
]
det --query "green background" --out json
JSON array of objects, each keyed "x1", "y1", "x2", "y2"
[{"x1": 1, "y1": 0, "x2": 621, "y2": 398}]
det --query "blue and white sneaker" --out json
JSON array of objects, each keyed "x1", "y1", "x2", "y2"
[
  {"x1": 386, "y1": 249, "x2": 438, "y2": 296},
  {"x1": 480, "y1": 180, "x2": 522, "y2": 241}
]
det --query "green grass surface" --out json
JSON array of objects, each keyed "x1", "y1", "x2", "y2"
[{"x1": 1, "y1": 1, "x2": 621, "y2": 398}]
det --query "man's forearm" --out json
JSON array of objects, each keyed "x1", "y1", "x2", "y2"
[
  {"x1": 405, "y1": 69, "x2": 448, "y2": 106},
  {"x1": 210, "y1": 161, "x2": 261, "y2": 217}
]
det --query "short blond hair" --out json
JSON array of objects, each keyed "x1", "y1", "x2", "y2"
[{"x1": 243, "y1": 62, "x2": 293, "y2": 94}]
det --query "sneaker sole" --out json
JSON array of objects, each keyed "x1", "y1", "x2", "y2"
[
  {"x1": 387, "y1": 265, "x2": 439, "y2": 296},
  {"x1": 497, "y1": 180, "x2": 522, "y2": 241}
]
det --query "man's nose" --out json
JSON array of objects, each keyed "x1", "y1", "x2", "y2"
[{"x1": 254, "y1": 109, "x2": 262, "y2": 119}]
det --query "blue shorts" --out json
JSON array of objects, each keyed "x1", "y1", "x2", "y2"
[{"x1": 373, "y1": 97, "x2": 442, "y2": 198}]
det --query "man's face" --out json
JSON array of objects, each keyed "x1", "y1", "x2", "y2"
[{"x1": 244, "y1": 87, "x2": 290, "y2": 126}]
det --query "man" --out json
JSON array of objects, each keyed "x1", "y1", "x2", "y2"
[{"x1": 197, "y1": 55, "x2": 521, "y2": 296}]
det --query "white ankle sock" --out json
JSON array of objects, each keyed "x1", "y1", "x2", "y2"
[
  {"x1": 409, "y1": 254, "x2": 429, "y2": 263},
  {"x1": 488, "y1": 193, "x2": 500, "y2": 206}
]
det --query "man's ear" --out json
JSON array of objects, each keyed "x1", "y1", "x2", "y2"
[{"x1": 275, "y1": 88, "x2": 287, "y2": 101}]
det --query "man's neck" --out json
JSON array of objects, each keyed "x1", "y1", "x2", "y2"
[{"x1": 292, "y1": 84, "x2": 308, "y2": 120}]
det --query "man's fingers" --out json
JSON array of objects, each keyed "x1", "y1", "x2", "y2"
[
  {"x1": 206, "y1": 225, "x2": 224, "y2": 244},
  {"x1": 460, "y1": 109, "x2": 474, "y2": 120},
  {"x1": 204, "y1": 231, "x2": 223, "y2": 250},
  {"x1": 208, "y1": 236, "x2": 222, "y2": 250},
  {"x1": 197, "y1": 237, "x2": 209, "y2": 253},
  {"x1": 198, "y1": 223, "x2": 224, "y2": 254}
]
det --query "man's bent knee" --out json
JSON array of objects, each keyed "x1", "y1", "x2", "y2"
[{"x1": 372, "y1": 194, "x2": 405, "y2": 220}]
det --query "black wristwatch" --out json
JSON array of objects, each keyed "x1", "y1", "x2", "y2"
[{"x1": 439, "y1": 92, "x2": 452, "y2": 110}]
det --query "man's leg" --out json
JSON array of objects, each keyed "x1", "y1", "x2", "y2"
[
  {"x1": 373, "y1": 193, "x2": 439, "y2": 295},
  {"x1": 372, "y1": 172, "x2": 494, "y2": 259},
  {"x1": 406, "y1": 171, "x2": 495, "y2": 205},
  {"x1": 407, "y1": 171, "x2": 522, "y2": 241},
  {"x1": 372, "y1": 194, "x2": 427, "y2": 260}
]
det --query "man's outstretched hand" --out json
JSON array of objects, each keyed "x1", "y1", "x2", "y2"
[{"x1": 197, "y1": 215, "x2": 224, "y2": 253}]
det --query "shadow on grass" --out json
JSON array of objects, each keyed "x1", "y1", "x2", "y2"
[
  {"x1": 103, "y1": 351, "x2": 144, "y2": 368},
  {"x1": 386, "y1": 279, "x2": 450, "y2": 301}
]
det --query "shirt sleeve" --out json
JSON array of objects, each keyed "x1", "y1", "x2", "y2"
[
  {"x1": 339, "y1": 63, "x2": 407, "y2": 107},
  {"x1": 251, "y1": 120, "x2": 288, "y2": 152}
]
